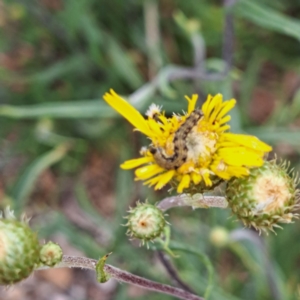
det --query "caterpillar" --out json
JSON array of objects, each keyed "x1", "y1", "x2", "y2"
[{"x1": 149, "y1": 109, "x2": 203, "y2": 169}]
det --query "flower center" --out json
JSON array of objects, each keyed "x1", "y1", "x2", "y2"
[
  {"x1": 186, "y1": 129, "x2": 217, "y2": 166},
  {"x1": 139, "y1": 219, "x2": 148, "y2": 227},
  {"x1": 134, "y1": 213, "x2": 158, "y2": 234},
  {"x1": 253, "y1": 173, "x2": 291, "y2": 213},
  {"x1": 151, "y1": 118, "x2": 218, "y2": 171}
]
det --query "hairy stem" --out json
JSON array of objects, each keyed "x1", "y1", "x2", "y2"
[
  {"x1": 156, "y1": 194, "x2": 228, "y2": 211},
  {"x1": 44, "y1": 255, "x2": 204, "y2": 300}
]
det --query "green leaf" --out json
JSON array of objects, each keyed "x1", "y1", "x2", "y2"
[
  {"x1": 290, "y1": 88, "x2": 300, "y2": 118},
  {"x1": 247, "y1": 127, "x2": 300, "y2": 146},
  {"x1": 11, "y1": 143, "x2": 71, "y2": 215},
  {"x1": 0, "y1": 101, "x2": 114, "y2": 119},
  {"x1": 107, "y1": 38, "x2": 144, "y2": 89},
  {"x1": 234, "y1": 0, "x2": 300, "y2": 41},
  {"x1": 26, "y1": 55, "x2": 91, "y2": 84}
]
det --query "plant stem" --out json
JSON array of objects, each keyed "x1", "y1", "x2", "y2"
[
  {"x1": 144, "y1": 0, "x2": 162, "y2": 79},
  {"x1": 229, "y1": 229, "x2": 282, "y2": 300},
  {"x1": 129, "y1": 0, "x2": 236, "y2": 105},
  {"x1": 168, "y1": 242, "x2": 214, "y2": 300},
  {"x1": 157, "y1": 250, "x2": 196, "y2": 294},
  {"x1": 46, "y1": 255, "x2": 204, "y2": 300},
  {"x1": 156, "y1": 194, "x2": 228, "y2": 211}
]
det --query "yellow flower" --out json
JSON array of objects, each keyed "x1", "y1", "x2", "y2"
[{"x1": 103, "y1": 89, "x2": 272, "y2": 193}]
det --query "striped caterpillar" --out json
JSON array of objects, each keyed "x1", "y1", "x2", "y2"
[{"x1": 149, "y1": 109, "x2": 203, "y2": 169}]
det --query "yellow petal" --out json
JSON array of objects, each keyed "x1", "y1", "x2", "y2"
[
  {"x1": 177, "y1": 174, "x2": 191, "y2": 193},
  {"x1": 185, "y1": 94, "x2": 198, "y2": 114},
  {"x1": 216, "y1": 141, "x2": 237, "y2": 148},
  {"x1": 218, "y1": 147, "x2": 264, "y2": 167},
  {"x1": 103, "y1": 89, "x2": 153, "y2": 137},
  {"x1": 216, "y1": 99, "x2": 236, "y2": 119},
  {"x1": 211, "y1": 162, "x2": 249, "y2": 179},
  {"x1": 226, "y1": 166, "x2": 249, "y2": 177},
  {"x1": 201, "y1": 94, "x2": 213, "y2": 116},
  {"x1": 135, "y1": 164, "x2": 164, "y2": 180},
  {"x1": 144, "y1": 175, "x2": 162, "y2": 187},
  {"x1": 177, "y1": 161, "x2": 195, "y2": 174},
  {"x1": 223, "y1": 133, "x2": 272, "y2": 152},
  {"x1": 218, "y1": 115, "x2": 231, "y2": 125},
  {"x1": 208, "y1": 95, "x2": 223, "y2": 123},
  {"x1": 206, "y1": 94, "x2": 222, "y2": 118},
  {"x1": 148, "y1": 118, "x2": 164, "y2": 136},
  {"x1": 121, "y1": 157, "x2": 154, "y2": 169},
  {"x1": 216, "y1": 124, "x2": 231, "y2": 132},
  {"x1": 154, "y1": 170, "x2": 176, "y2": 190},
  {"x1": 191, "y1": 172, "x2": 202, "y2": 185},
  {"x1": 202, "y1": 170, "x2": 212, "y2": 186},
  {"x1": 211, "y1": 169, "x2": 231, "y2": 180}
]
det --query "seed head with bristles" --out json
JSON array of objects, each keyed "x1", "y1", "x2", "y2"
[
  {"x1": 226, "y1": 159, "x2": 300, "y2": 234},
  {"x1": 125, "y1": 202, "x2": 167, "y2": 245},
  {"x1": 0, "y1": 208, "x2": 40, "y2": 284}
]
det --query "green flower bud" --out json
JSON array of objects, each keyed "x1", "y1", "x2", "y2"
[
  {"x1": 226, "y1": 159, "x2": 299, "y2": 233},
  {"x1": 125, "y1": 202, "x2": 166, "y2": 244},
  {"x1": 209, "y1": 227, "x2": 229, "y2": 248},
  {"x1": 0, "y1": 209, "x2": 40, "y2": 284},
  {"x1": 40, "y1": 241, "x2": 63, "y2": 267}
]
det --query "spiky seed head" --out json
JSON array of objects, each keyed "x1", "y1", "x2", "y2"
[
  {"x1": 0, "y1": 209, "x2": 40, "y2": 284},
  {"x1": 39, "y1": 241, "x2": 63, "y2": 267},
  {"x1": 125, "y1": 202, "x2": 166, "y2": 243},
  {"x1": 226, "y1": 159, "x2": 299, "y2": 233},
  {"x1": 209, "y1": 227, "x2": 229, "y2": 248}
]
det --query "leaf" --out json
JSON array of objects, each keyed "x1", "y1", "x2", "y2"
[
  {"x1": 290, "y1": 88, "x2": 300, "y2": 118},
  {"x1": 247, "y1": 127, "x2": 300, "y2": 146},
  {"x1": 11, "y1": 143, "x2": 71, "y2": 215},
  {"x1": 0, "y1": 101, "x2": 114, "y2": 119},
  {"x1": 234, "y1": 0, "x2": 300, "y2": 41},
  {"x1": 26, "y1": 54, "x2": 91, "y2": 84},
  {"x1": 107, "y1": 38, "x2": 144, "y2": 89}
]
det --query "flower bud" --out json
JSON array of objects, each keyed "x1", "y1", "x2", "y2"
[
  {"x1": 209, "y1": 227, "x2": 229, "y2": 247},
  {"x1": 0, "y1": 209, "x2": 40, "y2": 284},
  {"x1": 125, "y1": 202, "x2": 166, "y2": 244},
  {"x1": 226, "y1": 159, "x2": 299, "y2": 233},
  {"x1": 40, "y1": 241, "x2": 63, "y2": 267}
]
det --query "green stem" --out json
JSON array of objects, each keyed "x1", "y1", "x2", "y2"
[
  {"x1": 155, "y1": 241, "x2": 214, "y2": 299},
  {"x1": 228, "y1": 242, "x2": 261, "y2": 274}
]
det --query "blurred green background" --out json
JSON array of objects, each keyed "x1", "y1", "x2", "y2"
[{"x1": 1, "y1": 0, "x2": 300, "y2": 299}]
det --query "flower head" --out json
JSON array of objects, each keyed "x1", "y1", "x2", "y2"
[
  {"x1": 125, "y1": 202, "x2": 166, "y2": 244},
  {"x1": 40, "y1": 241, "x2": 63, "y2": 267},
  {"x1": 0, "y1": 208, "x2": 40, "y2": 284},
  {"x1": 103, "y1": 89, "x2": 272, "y2": 193},
  {"x1": 226, "y1": 159, "x2": 300, "y2": 233}
]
